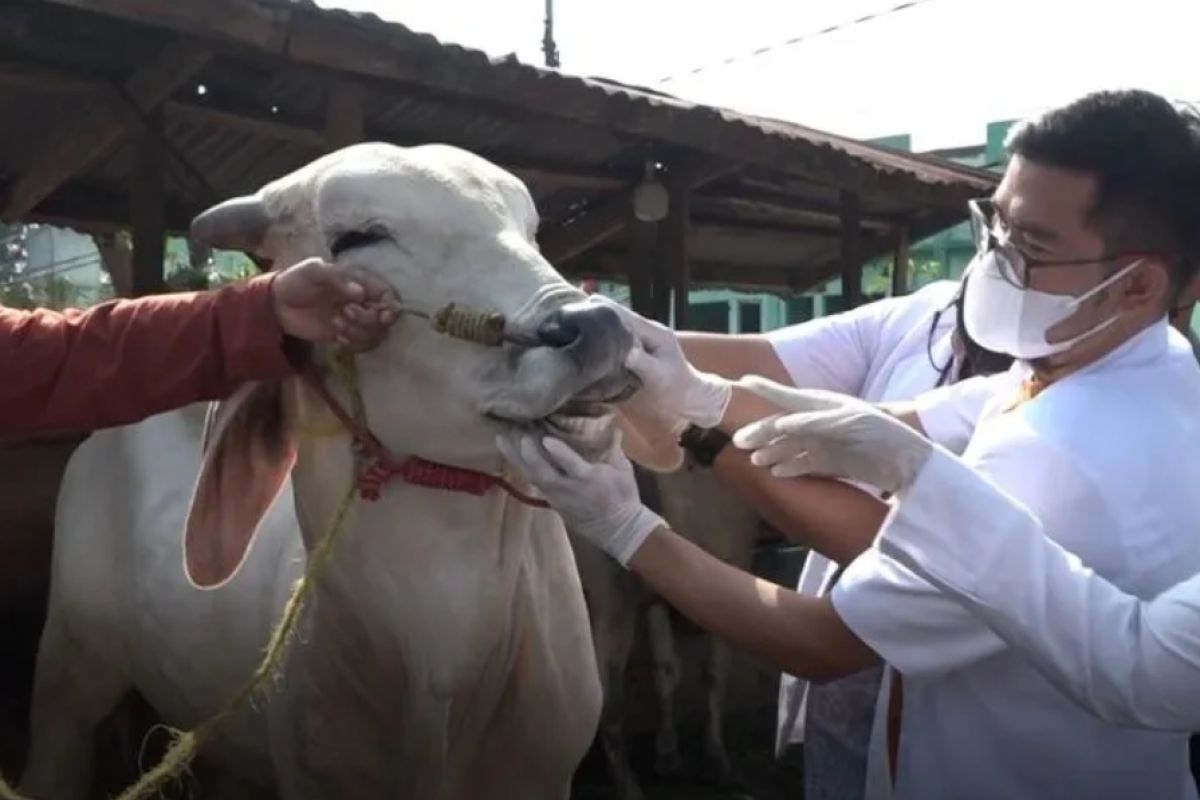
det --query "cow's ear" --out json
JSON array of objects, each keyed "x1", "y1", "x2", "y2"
[
  {"x1": 614, "y1": 389, "x2": 684, "y2": 473},
  {"x1": 183, "y1": 381, "x2": 295, "y2": 590}
]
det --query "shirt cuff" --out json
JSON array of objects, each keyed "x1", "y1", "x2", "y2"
[
  {"x1": 214, "y1": 273, "x2": 296, "y2": 384},
  {"x1": 829, "y1": 548, "x2": 931, "y2": 674}
]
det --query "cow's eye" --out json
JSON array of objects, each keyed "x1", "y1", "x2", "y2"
[{"x1": 330, "y1": 226, "x2": 391, "y2": 257}]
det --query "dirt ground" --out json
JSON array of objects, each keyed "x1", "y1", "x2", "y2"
[{"x1": 570, "y1": 714, "x2": 804, "y2": 800}]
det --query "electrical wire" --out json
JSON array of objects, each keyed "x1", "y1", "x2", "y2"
[{"x1": 657, "y1": 0, "x2": 942, "y2": 85}]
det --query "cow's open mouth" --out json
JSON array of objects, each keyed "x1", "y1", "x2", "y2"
[
  {"x1": 492, "y1": 369, "x2": 639, "y2": 421},
  {"x1": 484, "y1": 370, "x2": 639, "y2": 456},
  {"x1": 559, "y1": 372, "x2": 641, "y2": 411}
]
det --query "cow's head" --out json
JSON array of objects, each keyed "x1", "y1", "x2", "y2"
[{"x1": 182, "y1": 143, "x2": 678, "y2": 588}]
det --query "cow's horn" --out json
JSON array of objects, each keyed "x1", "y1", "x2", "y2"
[{"x1": 190, "y1": 196, "x2": 270, "y2": 253}]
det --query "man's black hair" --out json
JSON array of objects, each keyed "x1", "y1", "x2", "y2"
[{"x1": 1004, "y1": 89, "x2": 1200, "y2": 300}]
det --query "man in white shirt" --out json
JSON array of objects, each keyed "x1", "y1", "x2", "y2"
[
  {"x1": 668, "y1": 280, "x2": 1009, "y2": 799},
  {"x1": 882, "y1": 427, "x2": 1200, "y2": 735},
  {"x1": 724, "y1": 292, "x2": 1200, "y2": 736},
  {"x1": 496, "y1": 88, "x2": 1200, "y2": 800},
  {"x1": 818, "y1": 90, "x2": 1200, "y2": 798}
]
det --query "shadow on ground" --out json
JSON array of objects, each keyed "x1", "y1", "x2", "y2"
[{"x1": 570, "y1": 711, "x2": 804, "y2": 800}]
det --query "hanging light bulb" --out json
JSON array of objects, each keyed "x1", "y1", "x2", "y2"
[{"x1": 632, "y1": 160, "x2": 669, "y2": 223}]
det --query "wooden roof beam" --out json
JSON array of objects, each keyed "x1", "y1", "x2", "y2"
[
  {"x1": 0, "y1": 54, "x2": 629, "y2": 194},
  {"x1": 164, "y1": 101, "x2": 625, "y2": 190},
  {"x1": 0, "y1": 61, "x2": 99, "y2": 93},
  {"x1": 698, "y1": 189, "x2": 895, "y2": 232},
  {"x1": 572, "y1": 254, "x2": 805, "y2": 295},
  {"x1": 166, "y1": 100, "x2": 328, "y2": 148},
  {"x1": 21, "y1": 180, "x2": 197, "y2": 233},
  {"x1": 691, "y1": 218, "x2": 846, "y2": 241},
  {"x1": 0, "y1": 39, "x2": 212, "y2": 220}
]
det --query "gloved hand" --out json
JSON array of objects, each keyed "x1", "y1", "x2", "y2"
[
  {"x1": 496, "y1": 429, "x2": 666, "y2": 566},
  {"x1": 587, "y1": 295, "x2": 732, "y2": 433},
  {"x1": 731, "y1": 376, "x2": 933, "y2": 495}
]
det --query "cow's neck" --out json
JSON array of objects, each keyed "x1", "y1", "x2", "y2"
[
  {"x1": 285, "y1": 443, "x2": 543, "y2": 702},
  {"x1": 289, "y1": 417, "x2": 535, "y2": 580}
]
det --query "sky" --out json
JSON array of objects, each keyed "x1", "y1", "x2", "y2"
[{"x1": 315, "y1": 0, "x2": 1200, "y2": 152}]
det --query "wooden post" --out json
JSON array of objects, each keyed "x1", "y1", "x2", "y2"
[
  {"x1": 94, "y1": 232, "x2": 133, "y2": 297},
  {"x1": 891, "y1": 223, "x2": 910, "y2": 297},
  {"x1": 839, "y1": 190, "x2": 863, "y2": 308},
  {"x1": 325, "y1": 81, "x2": 365, "y2": 149},
  {"x1": 650, "y1": 236, "x2": 671, "y2": 325},
  {"x1": 130, "y1": 107, "x2": 166, "y2": 296},
  {"x1": 626, "y1": 214, "x2": 656, "y2": 318},
  {"x1": 663, "y1": 169, "x2": 691, "y2": 328}
]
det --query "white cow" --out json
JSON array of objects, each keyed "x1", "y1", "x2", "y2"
[
  {"x1": 575, "y1": 457, "x2": 762, "y2": 800},
  {"x1": 18, "y1": 143, "x2": 662, "y2": 800}
]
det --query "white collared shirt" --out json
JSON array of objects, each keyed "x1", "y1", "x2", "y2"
[
  {"x1": 831, "y1": 320, "x2": 1200, "y2": 800},
  {"x1": 765, "y1": 280, "x2": 959, "y2": 760},
  {"x1": 879, "y1": 444, "x2": 1200, "y2": 732}
]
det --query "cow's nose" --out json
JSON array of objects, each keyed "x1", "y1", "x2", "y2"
[{"x1": 535, "y1": 302, "x2": 626, "y2": 350}]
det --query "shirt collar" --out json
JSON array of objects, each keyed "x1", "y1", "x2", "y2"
[
  {"x1": 1078, "y1": 316, "x2": 1169, "y2": 376},
  {"x1": 1023, "y1": 316, "x2": 1170, "y2": 384}
]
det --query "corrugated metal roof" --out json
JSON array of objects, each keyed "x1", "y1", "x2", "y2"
[
  {"x1": 0, "y1": 0, "x2": 997, "y2": 294},
  {"x1": 279, "y1": 0, "x2": 995, "y2": 191}
]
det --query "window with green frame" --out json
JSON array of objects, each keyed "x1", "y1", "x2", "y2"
[
  {"x1": 786, "y1": 296, "x2": 814, "y2": 324},
  {"x1": 686, "y1": 301, "x2": 730, "y2": 332},
  {"x1": 739, "y1": 302, "x2": 762, "y2": 333}
]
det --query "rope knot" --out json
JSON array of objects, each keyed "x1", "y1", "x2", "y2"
[
  {"x1": 357, "y1": 460, "x2": 396, "y2": 501},
  {"x1": 431, "y1": 303, "x2": 508, "y2": 347}
]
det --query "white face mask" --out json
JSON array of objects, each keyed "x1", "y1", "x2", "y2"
[{"x1": 962, "y1": 252, "x2": 1144, "y2": 360}]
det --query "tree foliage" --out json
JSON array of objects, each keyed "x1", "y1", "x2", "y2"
[
  {"x1": 862, "y1": 256, "x2": 949, "y2": 296},
  {"x1": 0, "y1": 224, "x2": 102, "y2": 309},
  {"x1": 0, "y1": 222, "x2": 262, "y2": 310}
]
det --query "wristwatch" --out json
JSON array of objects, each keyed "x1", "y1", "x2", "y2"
[{"x1": 678, "y1": 424, "x2": 732, "y2": 467}]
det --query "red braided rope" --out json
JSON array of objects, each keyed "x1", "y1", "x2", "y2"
[
  {"x1": 358, "y1": 456, "x2": 550, "y2": 508},
  {"x1": 300, "y1": 365, "x2": 549, "y2": 509}
]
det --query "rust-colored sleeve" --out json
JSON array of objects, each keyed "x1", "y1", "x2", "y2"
[{"x1": 0, "y1": 274, "x2": 297, "y2": 438}]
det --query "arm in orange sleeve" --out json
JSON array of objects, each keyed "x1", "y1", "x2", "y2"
[{"x1": 0, "y1": 274, "x2": 298, "y2": 438}]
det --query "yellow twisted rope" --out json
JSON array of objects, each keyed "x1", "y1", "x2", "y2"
[
  {"x1": 110, "y1": 479, "x2": 358, "y2": 800},
  {"x1": 0, "y1": 354, "x2": 367, "y2": 800},
  {"x1": 429, "y1": 303, "x2": 507, "y2": 347},
  {"x1": 0, "y1": 775, "x2": 21, "y2": 800}
]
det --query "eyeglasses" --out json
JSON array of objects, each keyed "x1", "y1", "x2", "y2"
[{"x1": 967, "y1": 198, "x2": 1159, "y2": 289}]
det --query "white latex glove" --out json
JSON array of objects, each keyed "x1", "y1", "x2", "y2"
[
  {"x1": 588, "y1": 295, "x2": 732, "y2": 432},
  {"x1": 496, "y1": 429, "x2": 666, "y2": 566},
  {"x1": 731, "y1": 376, "x2": 933, "y2": 495}
]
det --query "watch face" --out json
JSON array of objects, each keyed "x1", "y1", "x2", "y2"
[{"x1": 679, "y1": 426, "x2": 730, "y2": 468}]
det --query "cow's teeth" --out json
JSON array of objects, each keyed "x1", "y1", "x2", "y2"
[{"x1": 543, "y1": 412, "x2": 616, "y2": 455}]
